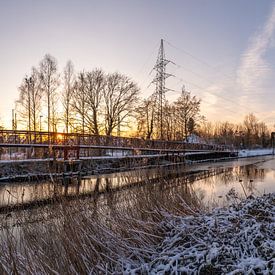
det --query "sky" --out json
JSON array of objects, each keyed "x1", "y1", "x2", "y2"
[{"x1": 1, "y1": 0, "x2": 275, "y2": 128}]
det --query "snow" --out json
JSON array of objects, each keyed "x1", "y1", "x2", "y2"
[
  {"x1": 1, "y1": 148, "x2": 272, "y2": 163},
  {"x1": 238, "y1": 149, "x2": 273, "y2": 157},
  {"x1": 186, "y1": 134, "x2": 206, "y2": 144},
  {"x1": 0, "y1": 154, "x2": 178, "y2": 164},
  {"x1": 0, "y1": 187, "x2": 273, "y2": 273},
  {"x1": 122, "y1": 193, "x2": 275, "y2": 274}
]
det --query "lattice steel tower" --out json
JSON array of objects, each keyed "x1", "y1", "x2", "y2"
[{"x1": 151, "y1": 39, "x2": 173, "y2": 139}]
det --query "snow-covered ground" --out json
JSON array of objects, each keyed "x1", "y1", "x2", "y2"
[
  {"x1": 0, "y1": 185, "x2": 273, "y2": 273},
  {"x1": 0, "y1": 148, "x2": 273, "y2": 162},
  {"x1": 123, "y1": 193, "x2": 275, "y2": 274},
  {"x1": 238, "y1": 148, "x2": 273, "y2": 157}
]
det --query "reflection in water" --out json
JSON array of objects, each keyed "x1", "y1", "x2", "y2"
[
  {"x1": 192, "y1": 164, "x2": 274, "y2": 208},
  {"x1": 0, "y1": 159, "x2": 274, "y2": 275},
  {"x1": 0, "y1": 166, "x2": 206, "y2": 208},
  {"x1": 0, "y1": 157, "x2": 275, "y2": 212}
]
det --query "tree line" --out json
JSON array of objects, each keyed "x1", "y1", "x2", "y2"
[
  {"x1": 136, "y1": 88, "x2": 201, "y2": 140},
  {"x1": 15, "y1": 54, "x2": 272, "y2": 148},
  {"x1": 198, "y1": 113, "x2": 271, "y2": 148},
  {"x1": 16, "y1": 54, "x2": 139, "y2": 136},
  {"x1": 15, "y1": 54, "x2": 202, "y2": 139}
]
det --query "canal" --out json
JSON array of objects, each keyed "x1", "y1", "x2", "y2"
[{"x1": 0, "y1": 155, "x2": 274, "y2": 213}]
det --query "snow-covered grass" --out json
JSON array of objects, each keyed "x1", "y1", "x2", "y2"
[
  {"x1": 0, "y1": 186, "x2": 274, "y2": 274},
  {"x1": 124, "y1": 192, "x2": 275, "y2": 274}
]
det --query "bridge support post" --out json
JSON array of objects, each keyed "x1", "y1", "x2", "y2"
[
  {"x1": 76, "y1": 146, "x2": 80, "y2": 160},
  {"x1": 64, "y1": 147, "x2": 68, "y2": 161}
]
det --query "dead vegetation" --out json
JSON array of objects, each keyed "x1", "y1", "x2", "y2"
[
  {"x1": 0, "y1": 173, "x2": 273, "y2": 274},
  {"x1": 0, "y1": 178, "x2": 202, "y2": 274}
]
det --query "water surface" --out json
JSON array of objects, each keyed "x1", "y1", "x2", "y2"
[{"x1": 0, "y1": 156, "x2": 274, "y2": 211}]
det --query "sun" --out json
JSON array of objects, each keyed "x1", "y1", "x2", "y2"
[{"x1": 56, "y1": 134, "x2": 64, "y2": 141}]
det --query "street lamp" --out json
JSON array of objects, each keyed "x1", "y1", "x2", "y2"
[{"x1": 40, "y1": 115, "x2": 43, "y2": 132}]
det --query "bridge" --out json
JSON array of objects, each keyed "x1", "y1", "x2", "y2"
[{"x1": 0, "y1": 129, "x2": 233, "y2": 161}]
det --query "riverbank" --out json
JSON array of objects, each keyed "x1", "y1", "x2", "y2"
[
  {"x1": 0, "y1": 150, "x2": 236, "y2": 182},
  {"x1": 0, "y1": 148, "x2": 272, "y2": 183},
  {"x1": 0, "y1": 155, "x2": 274, "y2": 213},
  {"x1": 123, "y1": 193, "x2": 275, "y2": 274},
  {"x1": 0, "y1": 188, "x2": 274, "y2": 274}
]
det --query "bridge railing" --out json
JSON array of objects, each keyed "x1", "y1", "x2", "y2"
[{"x1": 0, "y1": 130, "x2": 231, "y2": 152}]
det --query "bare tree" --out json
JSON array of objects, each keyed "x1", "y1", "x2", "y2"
[
  {"x1": 62, "y1": 60, "x2": 75, "y2": 133},
  {"x1": 243, "y1": 113, "x2": 259, "y2": 148},
  {"x1": 135, "y1": 95, "x2": 157, "y2": 139},
  {"x1": 174, "y1": 89, "x2": 201, "y2": 140},
  {"x1": 39, "y1": 54, "x2": 59, "y2": 132},
  {"x1": 17, "y1": 78, "x2": 31, "y2": 130},
  {"x1": 214, "y1": 121, "x2": 236, "y2": 146},
  {"x1": 197, "y1": 119, "x2": 214, "y2": 140},
  {"x1": 16, "y1": 68, "x2": 43, "y2": 131},
  {"x1": 258, "y1": 122, "x2": 269, "y2": 147},
  {"x1": 162, "y1": 101, "x2": 175, "y2": 140},
  {"x1": 103, "y1": 73, "x2": 139, "y2": 136},
  {"x1": 71, "y1": 72, "x2": 87, "y2": 134},
  {"x1": 85, "y1": 69, "x2": 105, "y2": 135}
]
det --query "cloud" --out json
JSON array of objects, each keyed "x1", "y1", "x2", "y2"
[{"x1": 237, "y1": 3, "x2": 275, "y2": 92}]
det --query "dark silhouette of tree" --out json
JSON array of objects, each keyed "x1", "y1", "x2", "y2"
[
  {"x1": 85, "y1": 69, "x2": 105, "y2": 135},
  {"x1": 16, "y1": 68, "x2": 43, "y2": 131},
  {"x1": 39, "y1": 54, "x2": 59, "y2": 132},
  {"x1": 174, "y1": 90, "x2": 201, "y2": 140},
  {"x1": 135, "y1": 95, "x2": 157, "y2": 139},
  {"x1": 103, "y1": 73, "x2": 139, "y2": 136},
  {"x1": 62, "y1": 60, "x2": 75, "y2": 133},
  {"x1": 187, "y1": 117, "x2": 195, "y2": 135},
  {"x1": 71, "y1": 72, "x2": 87, "y2": 134}
]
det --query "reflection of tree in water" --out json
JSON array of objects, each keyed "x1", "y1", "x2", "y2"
[
  {"x1": 1, "y1": 163, "x2": 270, "y2": 241},
  {"x1": 235, "y1": 165, "x2": 265, "y2": 181},
  {"x1": 234, "y1": 165, "x2": 266, "y2": 194},
  {"x1": 202, "y1": 169, "x2": 234, "y2": 187},
  {"x1": 0, "y1": 162, "x2": 269, "y2": 214},
  {"x1": 188, "y1": 169, "x2": 233, "y2": 208},
  {"x1": 218, "y1": 168, "x2": 235, "y2": 185},
  {"x1": 95, "y1": 173, "x2": 204, "y2": 221},
  {"x1": 0, "y1": 166, "x2": 225, "y2": 211}
]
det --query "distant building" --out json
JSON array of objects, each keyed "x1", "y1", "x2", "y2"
[{"x1": 186, "y1": 134, "x2": 206, "y2": 144}]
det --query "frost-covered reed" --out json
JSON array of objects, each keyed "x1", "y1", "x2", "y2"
[
  {"x1": 0, "y1": 178, "x2": 273, "y2": 274},
  {"x1": 0, "y1": 178, "x2": 201, "y2": 274}
]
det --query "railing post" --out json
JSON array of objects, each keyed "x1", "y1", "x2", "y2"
[{"x1": 77, "y1": 133, "x2": 80, "y2": 160}]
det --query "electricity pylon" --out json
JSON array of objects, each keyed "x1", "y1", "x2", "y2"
[{"x1": 151, "y1": 39, "x2": 173, "y2": 139}]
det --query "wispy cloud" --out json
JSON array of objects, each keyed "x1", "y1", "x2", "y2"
[
  {"x1": 199, "y1": 5, "x2": 275, "y2": 123},
  {"x1": 237, "y1": 3, "x2": 275, "y2": 92}
]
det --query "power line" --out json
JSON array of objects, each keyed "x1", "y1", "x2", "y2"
[
  {"x1": 167, "y1": 89, "x2": 245, "y2": 116},
  {"x1": 162, "y1": 49, "x2": 254, "y2": 113},
  {"x1": 172, "y1": 76, "x2": 263, "y2": 116},
  {"x1": 161, "y1": 39, "x2": 263, "y2": 115},
  {"x1": 143, "y1": 46, "x2": 247, "y2": 116},
  {"x1": 144, "y1": 39, "x2": 275, "y2": 123},
  {"x1": 136, "y1": 42, "x2": 160, "y2": 77},
  {"x1": 164, "y1": 39, "x2": 236, "y2": 81},
  {"x1": 164, "y1": 39, "x2": 214, "y2": 69}
]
